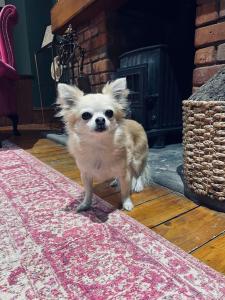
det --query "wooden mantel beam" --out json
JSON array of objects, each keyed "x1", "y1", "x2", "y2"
[
  {"x1": 51, "y1": 0, "x2": 96, "y2": 33},
  {"x1": 51, "y1": 0, "x2": 128, "y2": 33}
]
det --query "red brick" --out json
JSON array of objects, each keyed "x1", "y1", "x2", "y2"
[
  {"x1": 88, "y1": 21, "x2": 107, "y2": 38},
  {"x1": 91, "y1": 85, "x2": 96, "y2": 93},
  {"x1": 195, "y1": 22, "x2": 225, "y2": 47},
  {"x1": 84, "y1": 29, "x2": 91, "y2": 41},
  {"x1": 99, "y1": 72, "x2": 112, "y2": 84},
  {"x1": 81, "y1": 39, "x2": 91, "y2": 52},
  {"x1": 193, "y1": 64, "x2": 225, "y2": 86},
  {"x1": 90, "y1": 73, "x2": 110, "y2": 85},
  {"x1": 79, "y1": 24, "x2": 90, "y2": 35},
  {"x1": 91, "y1": 84, "x2": 105, "y2": 93},
  {"x1": 92, "y1": 33, "x2": 108, "y2": 49},
  {"x1": 83, "y1": 23, "x2": 105, "y2": 40},
  {"x1": 91, "y1": 85, "x2": 97, "y2": 92},
  {"x1": 83, "y1": 57, "x2": 91, "y2": 65},
  {"x1": 196, "y1": 0, "x2": 218, "y2": 26},
  {"x1": 89, "y1": 74, "x2": 100, "y2": 85},
  {"x1": 217, "y1": 43, "x2": 225, "y2": 61},
  {"x1": 83, "y1": 63, "x2": 92, "y2": 74},
  {"x1": 95, "y1": 84, "x2": 105, "y2": 92},
  {"x1": 90, "y1": 47, "x2": 107, "y2": 62},
  {"x1": 220, "y1": 0, "x2": 225, "y2": 17},
  {"x1": 99, "y1": 84, "x2": 105, "y2": 91},
  {"x1": 93, "y1": 59, "x2": 114, "y2": 74},
  {"x1": 194, "y1": 46, "x2": 216, "y2": 65},
  {"x1": 90, "y1": 26, "x2": 98, "y2": 37}
]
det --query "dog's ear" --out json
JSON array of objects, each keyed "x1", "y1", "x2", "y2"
[
  {"x1": 102, "y1": 78, "x2": 129, "y2": 109},
  {"x1": 56, "y1": 83, "x2": 83, "y2": 108}
]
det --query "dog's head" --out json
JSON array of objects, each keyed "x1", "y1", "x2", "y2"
[{"x1": 56, "y1": 78, "x2": 129, "y2": 135}]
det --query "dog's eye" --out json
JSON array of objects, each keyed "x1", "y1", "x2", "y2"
[
  {"x1": 105, "y1": 110, "x2": 114, "y2": 118},
  {"x1": 81, "y1": 112, "x2": 92, "y2": 120}
]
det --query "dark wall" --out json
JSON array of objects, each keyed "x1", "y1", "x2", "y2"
[
  {"x1": 24, "y1": 0, "x2": 55, "y2": 108},
  {"x1": 6, "y1": 0, "x2": 55, "y2": 108}
]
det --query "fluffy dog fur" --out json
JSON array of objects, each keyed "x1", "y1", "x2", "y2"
[{"x1": 57, "y1": 78, "x2": 150, "y2": 211}]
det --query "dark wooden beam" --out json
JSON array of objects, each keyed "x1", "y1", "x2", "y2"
[
  {"x1": 51, "y1": 0, "x2": 128, "y2": 33},
  {"x1": 51, "y1": 0, "x2": 96, "y2": 33}
]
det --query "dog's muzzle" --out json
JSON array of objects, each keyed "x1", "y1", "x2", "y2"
[{"x1": 95, "y1": 117, "x2": 106, "y2": 132}]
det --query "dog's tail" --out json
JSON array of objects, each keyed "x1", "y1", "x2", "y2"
[
  {"x1": 140, "y1": 160, "x2": 152, "y2": 187},
  {"x1": 132, "y1": 159, "x2": 152, "y2": 192}
]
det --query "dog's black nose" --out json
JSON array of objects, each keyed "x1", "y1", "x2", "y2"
[{"x1": 95, "y1": 117, "x2": 105, "y2": 125}]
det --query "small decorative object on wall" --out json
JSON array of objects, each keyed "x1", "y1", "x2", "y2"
[
  {"x1": 50, "y1": 55, "x2": 62, "y2": 82},
  {"x1": 35, "y1": 23, "x2": 91, "y2": 124},
  {"x1": 53, "y1": 24, "x2": 91, "y2": 93},
  {"x1": 41, "y1": 25, "x2": 54, "y2": 49}
]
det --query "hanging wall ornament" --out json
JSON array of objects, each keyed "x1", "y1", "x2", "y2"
[
  {"x1": 51, "y1": 55, "x2": 63, "y2": 82},
  {"x1": 51, "y1": 56, "x2": 63, "y2": 82}
]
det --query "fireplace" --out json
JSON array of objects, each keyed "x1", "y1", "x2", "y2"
[
  {"x1": 117, "y1": 45, "x2": 182, "y2": 147},
  {"x1": 51, "y1": 0, "x2": 196, "y2": 146}
]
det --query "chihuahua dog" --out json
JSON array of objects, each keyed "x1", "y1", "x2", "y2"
[{"x1": 57, "y1": 78, "x2": 150, "y2": 212}]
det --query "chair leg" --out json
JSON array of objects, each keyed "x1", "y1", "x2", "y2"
[{"x1": 7, "y1": 114, "x2": 20, "y2": 136}]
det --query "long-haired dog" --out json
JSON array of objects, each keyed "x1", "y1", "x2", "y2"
[{"x1": 57, "y1": 78, "x2": 150, "y2": 211}]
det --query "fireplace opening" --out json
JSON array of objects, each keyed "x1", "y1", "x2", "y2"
[{"x1": 107, "y1": 0, "x2": 196, "y2": 147}]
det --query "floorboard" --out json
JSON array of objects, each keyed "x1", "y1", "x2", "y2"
[
  {"x1": 154, "y1": 207, "x2": 225, "y2": 252},
  {"x1": 192, "y1": 233, "x2": 225, "y2": 274},
  {"x1": 126, "y1": 193, "x2": 198, "y2": 227}
]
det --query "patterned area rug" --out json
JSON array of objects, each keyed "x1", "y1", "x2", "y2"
[{"x1": 1, "y1": 141, "x2": 225, "y2": 300}]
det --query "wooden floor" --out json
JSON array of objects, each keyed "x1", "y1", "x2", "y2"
[{"x1": 2, "y1": 128, "x2": 225, "y2": 275}]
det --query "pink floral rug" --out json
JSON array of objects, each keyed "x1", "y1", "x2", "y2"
[{"x1": 0, "y1": 141, "x2": 225, "y2": 299}]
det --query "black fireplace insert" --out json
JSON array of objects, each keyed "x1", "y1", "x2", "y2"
[{"x1": 117, "y1": 44, "x2": 182, "y2": 148}]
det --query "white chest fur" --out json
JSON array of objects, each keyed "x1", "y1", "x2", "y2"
[{"x1": 68, "y1": 131, "x2": 126, "y2": 182}]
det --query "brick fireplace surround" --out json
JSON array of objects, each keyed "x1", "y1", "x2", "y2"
[
  {"x1": 77, "y1": 11, "x2": 114, "y2": 93},
  {"x1": 194, "y1": 0, "x2": 225, "y2": 91},
  {"x1": 51, "y1": 0, "x2": 225, "y2": 94}
]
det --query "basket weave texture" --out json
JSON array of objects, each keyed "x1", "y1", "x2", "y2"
[{"x1": 183, "y1": 100, "x2": 225, "y2": 202}]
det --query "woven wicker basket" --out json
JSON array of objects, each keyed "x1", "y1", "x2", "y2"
[{"x1": 183, "y1": 100, "x2": 225, "y2": 205}]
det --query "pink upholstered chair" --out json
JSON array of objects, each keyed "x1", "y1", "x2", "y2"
[{"x1": 0, "y1": 4, "x2": 19, "y2": 140}]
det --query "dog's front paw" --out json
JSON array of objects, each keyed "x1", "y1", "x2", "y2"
[
  {"x1": 76, "y1": 202, "x2": 91, "y2": 213},
  {"x1": 122, "y1": 198, "x2": 134, "y2": 211}
]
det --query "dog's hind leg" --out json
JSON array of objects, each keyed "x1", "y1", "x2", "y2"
[
  {"x1": 132, "y1": 176, "x2": 144, "y2": 193},
  {"x1": 77, "y1": 173, "x2": 93, "y2": 212}
]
